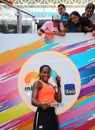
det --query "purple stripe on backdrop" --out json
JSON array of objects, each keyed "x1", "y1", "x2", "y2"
[
  {"x1": 78, "y1": 85, "x2": 95, "y2": 99},
  {"x1": 79, "y1": 62, "x2": 95, "y2": 71},
  {"x1": 0, "y1": 96, "x2": 22, "y2": 112},
  {"x1": 0, "y1": 77, "x2": 18, "y2": 96},
  {"x1": 58, "y1": 38, "x2": 95, "y2": 52}
]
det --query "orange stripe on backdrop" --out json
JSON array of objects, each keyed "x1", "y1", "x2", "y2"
[
  {"x1": 12, "y1": 116, "x2": 34, "y2": 130},
  {"x1": 90, "y1": 126, "x2": 95, "y2": 130},
  {"x1": 0, "y1": 39, "x2": 46, "y2": 66}
]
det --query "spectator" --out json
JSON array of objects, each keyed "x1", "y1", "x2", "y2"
[
  {"x1": 37, "y1": 14, "x2": 65, "y2": 36},
  {"x1": 61, "y1": 12, "x2": 81, "y2": 33},
  {"x1": 70, "y1": 11, "x2": 95, "y2": 33},
  {"x1": 58, "y1": 4, "x2": 66, "y2": 15},
  {"x1": 61, "y1": 12, "x2": 69, "y2": 32},
  {"x1": 82, "y1": 3, "x2": 95, "y2": 24}
]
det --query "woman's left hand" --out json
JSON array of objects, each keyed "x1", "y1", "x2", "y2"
[{"x1": 56, "y1": 75, "x2": 61, "y2": 88}]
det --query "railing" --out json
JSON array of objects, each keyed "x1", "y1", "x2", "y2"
[{"x1": 0, "y1": 0, "x2": 36, "y2": 33}]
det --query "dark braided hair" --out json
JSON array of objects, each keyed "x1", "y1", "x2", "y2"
[{"x1": 39, "y1": 65, "x2": 51, "y2": 72}]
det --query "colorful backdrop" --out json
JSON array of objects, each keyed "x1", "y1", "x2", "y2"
[{"x1": 0, "y1": 33, "x2": 95, "y2": 130}]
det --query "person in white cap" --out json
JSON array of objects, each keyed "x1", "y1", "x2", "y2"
[{"x1": 37, "y1": 14, "x2": 65, "y2": 36}]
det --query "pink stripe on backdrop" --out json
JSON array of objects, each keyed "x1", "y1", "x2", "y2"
[
  {"x1": 1, "y1": 68, "x2": 21, "y2": 81},
  {"x1": 60, "y1": 117, "x2": 88, "y2": 130},
  {"x1": 68, "y1": 44, "x2": 95, "y2": 55},
  {"x1": 0, "y1": 77, "x2": 18, "y2": 96},
  {"x1": 58, "y1": 100, "x2": 95, "y2": 124},
  {"x1": 0, "y1": 56, "x2": 29, "y2": 74},
  {"x1": 68, "y1": 117, "x2": 89, "y2": 128},
  {"x1": 0, "y1": 88, "x2": 19, "y2": 104}
]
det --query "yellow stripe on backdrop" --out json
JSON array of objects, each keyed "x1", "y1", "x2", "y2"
[
  {"x1": 0, "y1": 39, "x2": 46, "y2": 66},
  {"x1": 0, "y1": 103, "x2": 31, "y2": 124}
]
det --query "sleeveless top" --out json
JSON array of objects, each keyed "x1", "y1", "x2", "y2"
[{"x1": 37, "y1": 80, "x2": 55, "y2": 103}]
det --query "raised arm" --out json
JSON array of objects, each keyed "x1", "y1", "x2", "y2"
[{"x1": 54, "y1": 75, "x2": 62, "y2": 103}]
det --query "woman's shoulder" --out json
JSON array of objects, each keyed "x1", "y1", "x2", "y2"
[
  {"x1": 68, "y1": 20, "x2": 79, "y2": 32},
  {"x1": 33, "y1": 80, "x2": 42, "y2": 87},
  {"x1": 48, "y1": 82, "x2": 53, "y2": 86}
]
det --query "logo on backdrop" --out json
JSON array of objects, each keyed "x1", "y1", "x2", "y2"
[
  {"x1": 64, "y1": 84, "x2": 76, "y2": 95},
  {"x1": 18, "y1": 51, "x2": 80, "y2": 114},
  {"x1": 24, "y1": 69, "x2": 59, "y2": 92}
]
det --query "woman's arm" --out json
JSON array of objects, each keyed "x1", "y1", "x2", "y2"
[
  {"x1": 54, "y1": 76, "x2": 62, "y2": 103},
  {"x1": 31, "y1": 81, "x2": 42, "y2": 107}
]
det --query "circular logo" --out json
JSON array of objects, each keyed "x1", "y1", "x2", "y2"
[{"x1": 18, "y1": 51, "x2": 81, "y2": 114}]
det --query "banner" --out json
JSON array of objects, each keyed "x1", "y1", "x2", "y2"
[{"x1": 0, "y1": 33, "x2": 95, "y2": 130}]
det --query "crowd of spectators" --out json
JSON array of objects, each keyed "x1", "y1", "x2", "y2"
[{"x1": 38, "y1": 3, "x2": 95, "y2": 36}]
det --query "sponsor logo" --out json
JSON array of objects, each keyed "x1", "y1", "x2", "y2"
[{"x1": 64, "y1": 84, "x2": 76, "y2": 95}]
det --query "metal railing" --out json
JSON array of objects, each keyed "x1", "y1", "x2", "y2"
[{"x1": 0, "y1": 0, "x2": 36, "y2": 33}]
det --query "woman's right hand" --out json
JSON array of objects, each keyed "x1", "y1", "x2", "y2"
[
  {"x1": 55, "y1": 75, "x2": 61, "y2": 88},
  {"x1": 40, "y1": 102, "x2": 51, "y2": 109}
]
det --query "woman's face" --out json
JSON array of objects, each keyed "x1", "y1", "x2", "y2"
[
  {"x1": 70, "y1": 14, "x2": 80, "y2": 24},
  {"x1": 40, "y1": 67, "x2": 50, "y2": 82}
]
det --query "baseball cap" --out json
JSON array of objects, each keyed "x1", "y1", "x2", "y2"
[
  {"x1": 61, "y1": 13, "x2": 69, "y2": 22},
  {"x1": 52, "y1": 14, "x2": 61, "y2": 22}
]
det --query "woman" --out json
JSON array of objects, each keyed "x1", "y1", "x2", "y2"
[
  {"x1": 70, "y1": 11, "x2": 95, "y2": 33},
  {"x1": 61, "y1": 12, "x2": 80, "y2": 33},
  {"x1": 32, "y1": 65, "x2": 62, "y2": 130}
]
